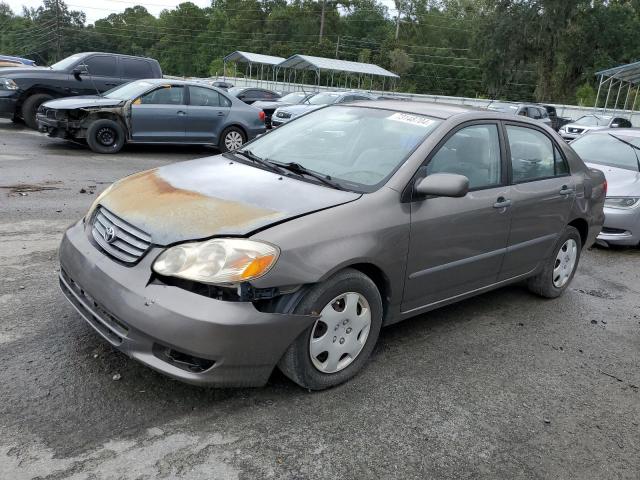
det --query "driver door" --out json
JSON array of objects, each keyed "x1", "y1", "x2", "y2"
[
  {"x1": 130, "y1": 85, "x2": 186, "y2": 142},
  {"x1": 402, "y1": 122, "x2": 512, "y2": 313}
]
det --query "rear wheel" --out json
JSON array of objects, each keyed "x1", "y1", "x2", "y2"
[
  {"x1": 21, "y1": 93, "x2": 53, "y2": 129},
  {"x1": 527, "y1": 226, "x2": 581, "y2": 298},
  {"x1": 86, "y1": 119, "x2": 126, "y2": 154},
  {"x1": 219, "y1": 126, "x2": 246, "y2": 152},
  {"x1": 278, "y1": 269, "x2": 383, "y2": 390}
]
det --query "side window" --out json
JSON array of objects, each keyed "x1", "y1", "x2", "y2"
[
  {"x1": 121, "y1": 58, "x2": 153, "y2": 79},
  {"x1": 527, "y1": 107, "x2": 542, "y2": 119},
  {"x1": 539, "y1": 108, "x2": 549, "y2": 119},
  {"x1": 83, "y1": 55, "x2": 117, "y2": 77},
  {"x1": 189, "y1": 86, "x2": 221, "y2": 107},
  {"x1": 517, "y1": 108, "x2": 528, "y2": 117},
  {"x1": 426, "y1": 124, "x2": 502, "y2": 190},
  {"x1": 139, "y1": 85, "x2": 184, "y2": 105},
  {"x1": 506, "y1": 125, "x2": 567, "y2": 182},
  {"x1": 340, "y1": 95, "x2": 354, "y2": 103},
  {"x1": 219, "y1": 94, "x2": 232, "y2": 107}
]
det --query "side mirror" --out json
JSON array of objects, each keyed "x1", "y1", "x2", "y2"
[
  {"x1": 72, "y1": 64, "x2": 89, "y2": 77},
  {"x1": 414, "y1": 173, "x2": 469, "y2": 198}
]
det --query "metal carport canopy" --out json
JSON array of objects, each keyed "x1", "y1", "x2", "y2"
[
  {"x1": 596, "y1": 60, "x2": 640, "y2": 85},
  {"x1": 594, "y1": 60, "x2": 640, "y2": 115},
  {"x1": 223, "y1": 51, "x2": 285, "y2": 66},
  {"x1": 277, "y1": 54, "x2": 399, "y2": 78}
]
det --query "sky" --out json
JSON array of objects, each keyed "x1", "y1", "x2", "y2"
[{"x1": 4, "y1": 0, "x2": 397, "y2": 24}]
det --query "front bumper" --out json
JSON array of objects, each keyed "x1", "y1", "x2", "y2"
[
  {"x1": 58, "y1": 221, "x2": 316, "y2": 387},
  {"x1": 0, "y1": 91, "x2": 19, "y2": 118},
  {"x1": 596, "y1": 206, "x2": 640, "y2": 246},
  {"x1": 36, "y1": 113, "x2": 80, "y2": 137}
]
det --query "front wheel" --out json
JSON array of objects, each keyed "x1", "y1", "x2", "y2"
[
  {"x1": 21, "y1": 93, "x2": 53, "y2": 129},
  {"x1": 86, "y1": 119, "x2": 125, "y2": 154},
  {"x1": 278, "y1": 269, "x2": 383, "y2": 390},
  {"x1": 219, "y1": 126, "x2": 246, "y2": 152},
  {"x1": 527, "y1": 226, "x2": 582, "y2": 298}
]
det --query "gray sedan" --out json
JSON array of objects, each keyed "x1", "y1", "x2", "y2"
[
  {"x1": 58, "y1": 102, "x2": 605, "y2": 390},
  {"x1": 37, "y1": 79, "x2": 266, "y2": 153},
  {"x1": 570, "y1": 128, "x2": 640, "y2": 246}
]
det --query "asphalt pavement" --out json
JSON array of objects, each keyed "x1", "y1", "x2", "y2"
[{"x1": 1, "y1": 119, "x2": 638, "y2": 479}]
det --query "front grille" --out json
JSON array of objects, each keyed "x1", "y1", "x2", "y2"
[
  {"x1": 92, "y1": 206, "x2": 151, "y2": 263},
  {"x1": 60, "y1": 269, "x2": 129, "y2": 345},
  {"x1": 568, "y1": 127, "x2": 584, "y2": 134}
]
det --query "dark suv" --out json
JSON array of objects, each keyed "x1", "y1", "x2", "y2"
[{"x1": 0, "y1": 52, "x2": 162, "y2": 128}]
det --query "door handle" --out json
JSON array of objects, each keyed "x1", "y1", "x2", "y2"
[
  {"x1": 559, "y1": 185, "x2": 574, "y2": 195},
  {"x1": 105, "y1": 83, "x2": 119, "y2": 86},
  {"x1": 177, "y1": 110, "x2": 187, "y2": 116},
  {"x1": 493, "y1": 197, "x2": 512, "y2": 209},
  {"x1": 217, "y1": 111, "x2": 225, "y2": 116}
]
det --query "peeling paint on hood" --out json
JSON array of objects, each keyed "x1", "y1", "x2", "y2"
[{"x1": 98, "y1": 155, "x2": 361, "y2": 245}]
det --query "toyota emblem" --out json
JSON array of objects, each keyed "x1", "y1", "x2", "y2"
[{"x1": 103, "y1": 226, "x2": 117, "y2": 244}]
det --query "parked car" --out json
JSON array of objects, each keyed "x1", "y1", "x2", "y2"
[
  {"x1": 37, "y1": 79, "x2": 265, "y2": 153},
  {"x1": 486, "y1": 102, "x2": 552, "y2": 127},
  {"x1": 271, "y1": 91, "x2": 380, "y2": 127},
  {"x1": 252, "y1": 91, "x2": 315, "y2": 128},
  {"x1": 58, "y1": 101, "x2": 605, "y2": 389},
  {"x1": 570, "y1": 129, "x2": 640, "y2": 246},
  {"x1": 227, "y1": 87, "x2": 281, "y2": 104},
  {"x1": 0, "y1": 52, "x2": 162, "y2": 129},
  {"x1": 0, "y1": 54, "x2": 36, "y2": 68},
  {"x1": 211, "y1": 80, "x2": 233, "y2": 90},
  {"x1": 559, "y1": 114, "x2": 632, "y2": 141},
  {"x1": 540, "y1": 104, "x2": 571, "y2": 131}
]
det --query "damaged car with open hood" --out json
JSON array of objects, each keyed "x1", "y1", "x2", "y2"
[
  {"x1": 37, "y1": 79, "x2": 266, "y2": 153},
  {"x1": 58, "y1": 101, "x2": 606, "y2": 390}
]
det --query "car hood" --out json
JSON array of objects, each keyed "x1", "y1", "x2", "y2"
[
  {"x1": 43, "y1": 96, "x2": 125, "y2": 110},
  {"x1": 0, "y1": 66, "x2": 57, "y2": 77},
  {"x1": 278, "y1": 104, "x2": 324, "y2": 116},
  {"x1": 585, "y1": 162, "x2": 640, "y2": 197},
  {"x1": 564, "y1": 123, "x2": 604, "y2": 132},
  {"x1": 98, "y1": 155, "x2": 361, "y2": 245}
]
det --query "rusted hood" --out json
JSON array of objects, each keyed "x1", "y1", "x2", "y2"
[{"x1": 99, "y1": 155, "x2": 361, "y2": 245}]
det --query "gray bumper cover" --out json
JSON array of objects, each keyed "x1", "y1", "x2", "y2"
[{"x1": 58, "y1": 221, "x2": 316, "y2": 387}]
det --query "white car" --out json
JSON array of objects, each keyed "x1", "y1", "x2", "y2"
[{"x1": 559, "y1": 114, "x2": 632, "y2": 141}]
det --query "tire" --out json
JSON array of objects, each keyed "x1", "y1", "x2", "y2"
[
  {"x1": 219, "y1": 126, "x2": 246, "y2": 152},
  {"x1": 21, "y1": 93, "x2": 53, "y2": 129},
  {"x1": 278, "y1": 269, "x2": 383, "y2": 390},
  {"x1": 86, "y1": 119, "x2": 126, "y2": 154},
  {"x1": 527, "y1": 226, "x2": 582, "y2": 298}
]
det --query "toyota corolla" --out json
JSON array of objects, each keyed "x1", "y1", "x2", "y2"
[{"x1": 59, "y1": 101, "x2": 606, "y2": 390}]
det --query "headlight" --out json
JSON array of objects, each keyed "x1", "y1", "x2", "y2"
[
  {"x1": 604, "y1": 197, "x2": 640, "y2": 209},
  {"x1": 153, "y1": 238, "x2": 279, "y2": 284},
  {"x1": 0, "y1": 78, "x2": 18, "y2": 90}
]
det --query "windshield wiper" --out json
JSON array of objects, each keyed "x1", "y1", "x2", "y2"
[
  {"x1": 273, "y1": 162, "x2": 343, "y2": 189},
  {"x1": 608, "y1": 133, "x2": 640, "y2": 172},
  {"x1": 228, "y1": 150, "x2": 286, "y2": 175}
]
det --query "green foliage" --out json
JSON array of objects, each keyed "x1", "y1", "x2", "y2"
[{"x1": 1, "y1": 0, "x2": 639, "y2": 103}]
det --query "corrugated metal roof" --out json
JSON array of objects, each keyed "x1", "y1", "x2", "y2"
[
  {"x1": 223, "y1": 51, "x2": 285, "y2": 66},
  {"x1": 278, "y1": 54, "x2": 399, "y2": 78},
  {"x1": 596, "y1": 60, "x2": 640, "y2": 85}
]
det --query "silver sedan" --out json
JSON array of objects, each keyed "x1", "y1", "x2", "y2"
[{"x1": 571, "y1": 128, "x2": 640, "y2": 246}]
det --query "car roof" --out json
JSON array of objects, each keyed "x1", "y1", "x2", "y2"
[
  {"x1": 347, "y1": 100, "x2": 480, "y2": 120},
  {"x1": 582, "y1": 127, "x2": 640, "y2": 137}
]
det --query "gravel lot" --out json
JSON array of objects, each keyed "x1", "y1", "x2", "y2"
[{"x1": 1, "y1": 119, "x2": 639, "y2": 480}]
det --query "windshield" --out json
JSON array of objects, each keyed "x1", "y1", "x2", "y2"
[
  {"x1": 571, "y1": 134, "x2": 640, "y2": 171},
  {"x1": 50, "y1": 54, "x2": 84, "y2": 71},
  {"x1": 574, "y1": 115, "x2": 610, "y2": 126},
  {"x1": 308, "y1": 93, "x2": 342, "y2": 105},
  {"x1": 103, "y1": 80, "x2": 156, "y2": 100},
  {"x1": 279, "y1": 92, "x2": 308, "y2": 103},
  {"x1": 487, "y1": 102, "x2": 518, "y2": 113},
  {"x1": 243, "y1": 106, "x2": 441, "y2": 191}
]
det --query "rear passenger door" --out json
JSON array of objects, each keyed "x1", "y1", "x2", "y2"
[
  {"x1": 186, "y1": 86, "x2": 231, "y2": 143},
  {"x1": 130, "y1": 85, "x2": 186, "y2": 142},
  {"x1": 402, "y1": 122, "x2": 512, "y2": 312},
  {"x1": 121, "y1": 57, "x2": 154, "y2": 81},
  {"x1": 498, "y1": 123, "x2": 574, "y2": 280}
]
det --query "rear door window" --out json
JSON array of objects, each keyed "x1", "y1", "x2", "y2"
[
  {"x1": 189, "y1": 86, "x2": 222, "y2": 107},
  {"x1": 121, "y1": 58, "x2": 153, "y2": 79},
  {"x1": 506, "y1": 125, "x2": 568, "y2": 182}
]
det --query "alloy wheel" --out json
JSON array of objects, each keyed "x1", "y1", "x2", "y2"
[
  {"x1": 224, "y1": 131, "x2": 243, "y2": 150},
  {"x1": 552, "y1": 238, "x2": 578, "y2": 288},
  {"x1": 309, "y1": 292, "x2": 371, "y2": 374}
]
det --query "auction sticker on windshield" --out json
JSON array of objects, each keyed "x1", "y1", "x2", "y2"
[{"x1": 388, "y1": 112, "x2": 434, "y2": 127}]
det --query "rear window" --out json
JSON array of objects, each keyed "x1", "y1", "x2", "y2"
[{"x1": 122, "y1": 58, "x2": 153, "y2": 79}]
